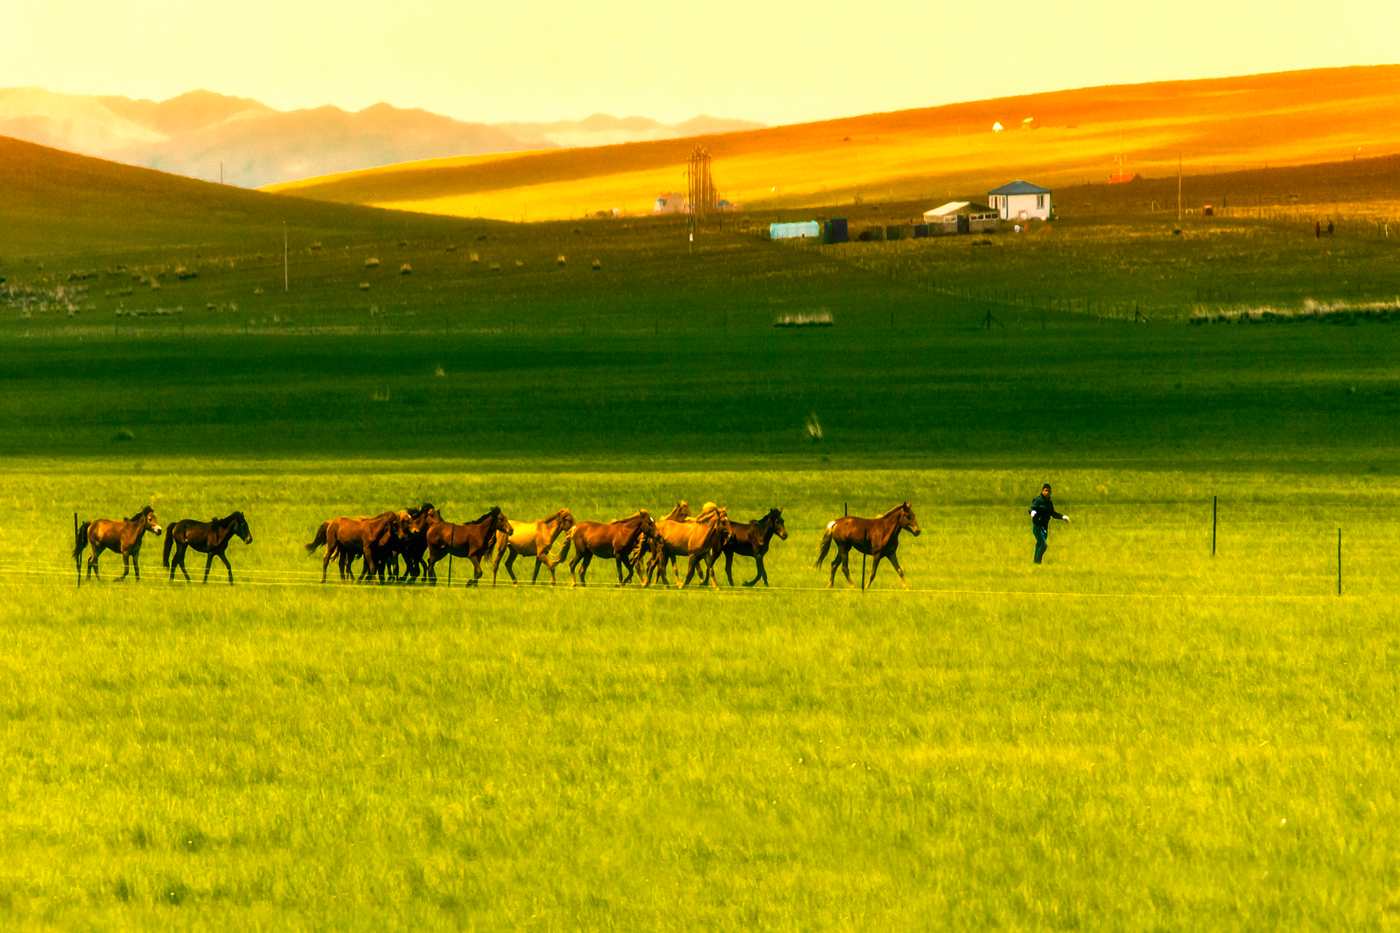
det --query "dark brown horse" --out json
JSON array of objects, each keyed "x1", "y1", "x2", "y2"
[
  {"x1": 383, "y1": 503, "x2": 436, "y2": 584},
  {"x1": 423, "y1": 507, "x2": 513, "y2": 586},
  {"x1": 564, "y1": 511, "x2": 657, "y2": 586},
  {"x1": 491, "y1": 508, "x2": 576, "y2": 585},
  {"x1": 720, "y1": 508, "x2": 788, "y2": 587},
  {"x1": 163, "y1": 511, "x2": 252, "y2": 584},
  {"x1": 74, "y1": 505, "x2": 162, "y2": 581},
  {"x1": 306, "y1": 512, "x2": 404, "y2": 583},
  {"x1": 815, "y1": 502, "x2": 920, "y2": 588}
]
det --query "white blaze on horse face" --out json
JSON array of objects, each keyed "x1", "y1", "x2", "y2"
[{"x1": 826, "y1": 520, "x2": 837, "y2": 532}]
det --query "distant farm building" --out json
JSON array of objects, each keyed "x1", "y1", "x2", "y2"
[
  {"x1": 653, "y1": 193, "x2": 687, "y2": 214},
  {"x1": 988, "y1": 180, "x2": 1053, "y2": 221},
  {"x1": 769, "y1": 221, "x2": 821, "y2": 240},
  {"x1": 923, "y1": 201, "x2": 999, "y2": 234}
]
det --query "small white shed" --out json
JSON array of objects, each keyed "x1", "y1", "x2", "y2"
[{"x1": 988, "y1": 180, "x2": 1053, "y2": 221}]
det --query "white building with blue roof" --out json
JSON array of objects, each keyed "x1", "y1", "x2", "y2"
[{"x1": 988, "y1": 180, "x2": 1053, "y2": 221}]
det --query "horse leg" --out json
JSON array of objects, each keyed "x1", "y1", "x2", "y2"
[
  {"x1": 118, "y1": 550, "x2": 131, "y2": 582},
  {"x1": 506, "y1": 551, "x2": 521, "y2": 586},
  {"x1": 468, "y1": 557, "x2": 483, "y2": 587},
  {"x1": 425, "y1": 552, "x2": 440, "y2": 586},
  {"x1": 177, "y1": 544, "x2": 192, "y2": 582},
  {"x1": 887, "y1": 551, "x2": 909, "y2": 588},
  {"x1": 745, "y1": 554, "x2": 764, "y2": 588},
  {"x1": 87, "y1": 545, "x2": 102, "y2": 580},
  {"x1": 868, "y1": 552, "x2": 884, "y2": 587},
  {"x1": 203, "y1": 552, "x2": 215, "y2": 583},
  {"x1": 322, "y1": 547, "x2": 333, "y2": 584},
  {"x1": 578, "y1": 553, "x2": 593, "y2": 586},
  {"x1": 827, "y1": 543, "x2": 844, "y2": 587},
  {"x1": 724, "y1": 552, "x2": 736, "y2": 587},
  {"x1": 219, "y1": 552, "x2": 234, "y2": 585}
]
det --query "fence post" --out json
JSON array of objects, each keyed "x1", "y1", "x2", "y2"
[
  {"x1": 447, "y1": 555, "x2": 453, "y2": 587},
  {"x1": 74, "y1": 512, "x2": 80, "y2": 587}
]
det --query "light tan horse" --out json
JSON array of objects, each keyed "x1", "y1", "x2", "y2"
[
  {"x1": 814, "y1": 501, "x2": 920, "y2": 588},
  {"x1": 648, "y1": 505, "x2": 732, "y2": 589},
  {"x1": 74, "y1": 505, "x2": 163, "y2": 582},
  {"x1": 492, "y1": 508, "x2": 576, "y2": 585}
]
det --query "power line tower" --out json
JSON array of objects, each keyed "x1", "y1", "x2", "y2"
[{"x1": 686, "y1": 146, "x2": 718, "y2": 224}]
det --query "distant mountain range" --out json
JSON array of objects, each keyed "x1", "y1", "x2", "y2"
[{"x1": 0, "y1": 88, "x2": 762, "y2": 187}]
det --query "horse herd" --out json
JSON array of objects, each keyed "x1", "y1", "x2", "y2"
[{"x1": 71, "y1": 501, "x2": 922, "y2": 589}]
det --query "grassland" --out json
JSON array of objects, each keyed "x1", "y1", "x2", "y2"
[
  {"x1": 4, "y1": 139, "x2": 1400, "y2": 926},
  {"x1": 268, "y1": 66, "x2": 1400, "y2": 221}
]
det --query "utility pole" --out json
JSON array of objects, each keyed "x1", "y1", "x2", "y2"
[
  {"x1": 283, "y1": 221, "x2": 289, "y2": 293},
  {"x1": 1177, "y1": 153, "x2": 1183, "y2": 223}
]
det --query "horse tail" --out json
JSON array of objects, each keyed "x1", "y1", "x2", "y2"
[
  {"x1": 162, "y1": 525, "x2": 176, "y2": 568},
  {"x1": 73, "y1": 521, "x2": 90, "y2": 561},
  {"x1": 306, "y1": 521, "x2": 329, "y2": 554},
  {"x1": 814, "y1": 522, "x2": 835, "y2": 568}
]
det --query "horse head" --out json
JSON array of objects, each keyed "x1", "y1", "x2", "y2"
[
  {"x1": 899, "y1": 501, "x2": 920, "y2": 536},
  {"x1": 490, "y1": 507, "x2": 513, "y2": 538},
  {"x1": 231, "y1": 511, "x2": 253, "y2": 544},
  {"x1": 555, "y1": 508, "x2": 576, "y2": 534},
  {"x1": 133, "y1": 505, "x2": 162, "y2": 536},
  {"x1": 767, "y1": 508, "x2": 788, "y2": 540}
]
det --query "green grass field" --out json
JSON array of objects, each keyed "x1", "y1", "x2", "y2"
[{"x1": 4, "y1": 140, "x2": 1400, "y2": 927}]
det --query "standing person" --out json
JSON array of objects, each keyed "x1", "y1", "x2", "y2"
[
  {"x1": 1315, "y1": 220, "x2": 1322, "y2": 239},
  {"x1": 1029, "y1": 483, "x2": 1070, "y2": 564}
]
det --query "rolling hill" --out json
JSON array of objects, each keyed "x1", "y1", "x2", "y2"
[
  {"x1": 0, "y1": 134, "x2": 486, "y2": 258},
  {"x1": 267, "y1": 66, "x2": 1400, "y2": 221}
]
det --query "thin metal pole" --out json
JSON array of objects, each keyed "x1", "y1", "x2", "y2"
[
  {"x1": 1212, "y1": 496, "x2": 1217, "y2": 556},
  {"x1": 447, "y1": 555, "x2": 453, "y2": 587},
  {"x1": 74, "y1": 512, "x2": 80, "y2": 587}
]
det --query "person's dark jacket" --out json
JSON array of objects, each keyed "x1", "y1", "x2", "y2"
[{"x1": 1029, "y1": 494, "x2": 1064, "y2": 528}]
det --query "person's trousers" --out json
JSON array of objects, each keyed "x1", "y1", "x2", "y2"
[{"x1": 1033, "y1": 524, "x2": 1048, "y2": 563}]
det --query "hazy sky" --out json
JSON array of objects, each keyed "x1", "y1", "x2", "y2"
[{"x1": 6, "y1": 0, "x2": 1394, "y2": 124}]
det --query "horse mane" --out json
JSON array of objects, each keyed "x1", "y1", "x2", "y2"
[
  {"x1": 879, "y1": 502, "x2": 909, "y2": 519},
  {"x1": 468, "y1": 506, "x2": 500, "y2": 525},
  {"x1": 127, "y1": 505, "x2": 152, "y2": 522},
  {"x1": 410, "y1": 503, "x2": 434, "y2": 517}
]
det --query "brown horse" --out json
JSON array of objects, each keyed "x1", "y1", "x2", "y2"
[
  {"x1": 814, "y1": 502, "x2": 920, "y2": 588},
  {"x1": 74, "y1": 505, "x2": 162, "y2": 582},
  {"x1": 163, "y1": 511, "x2": 252, "y2": 584},
  {"x1": 423, "y1": 507, "x2": 513, "y2": 586},
  {"x1": 492, "y1": 508, "x2": 576, "y2": 585},
  {"x1": 306, "y1": 512, "x2": 404, "y2": 583},
  {"x1": 647, "y1": 506, "x2": 732, "y2": 588},
  {"x1": 720, "y1": 508, "x2": 788, "y2": 587},
  {"x1": 564, "y1": 511, "x2": 657, "y2": 586},
  {"x1": 383, "y1": 503, "x2": 436, "y2": 584}
]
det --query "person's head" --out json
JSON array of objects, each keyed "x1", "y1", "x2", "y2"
[{"x1": 1041, "y1": 483, "x2": 1052, "y2": 496}]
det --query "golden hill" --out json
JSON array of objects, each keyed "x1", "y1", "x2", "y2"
[{"x1": 266, "y1": 66, "x2": 1400, "y2": 222}]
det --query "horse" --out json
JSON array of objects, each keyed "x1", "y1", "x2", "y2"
[
  {"x1": 491, "y1": 508, "x2": 575, "y2": 585},
  {"x1": 73, "y1": 505, "x2": 162, "y2": 582},
  {"x1": 163, "y1": 511, "x2": 253, "y2": 584},
  {"x1": 720, "y1": 508, "x2": 788, "y2": 587},
  {"x1": 423, "y1": 507, "x2": 513, "y2": 586},
  {"x1": 385, "y1": 503, "x2": 436, "y2": 584},
  {"x1": 305, "y1": 512, "x2": 404, "y2": 583},
  {"x1": 350, "y1": 504, "x2": 436, "y2": 584},
  {"x1": 814, "y1": 502, "x2": 920, "y2": 588},
  {"x1": 564, "y1": 511, "x2": 657, "y2": 586},
  {"x1": 647, "y1": 506, "x2": 732, "y2": 588}
]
